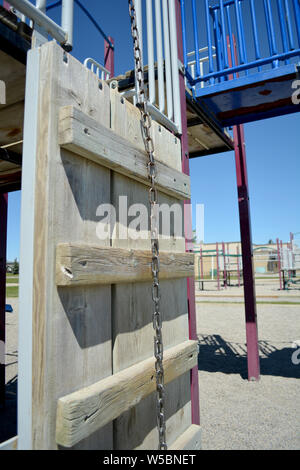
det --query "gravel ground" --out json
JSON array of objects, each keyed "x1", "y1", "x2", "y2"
[
  {"x1": 196, "y1": 301, "x2": 300, "y2": 450},
  {"x1": 1, "y1": 296, "x2": 299, "y2": 449}
]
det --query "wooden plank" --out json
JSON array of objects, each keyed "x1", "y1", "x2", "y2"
[
  {"x1": 0, "y1": 101, "x2": 24, "y2": 149},
  {"x1": 56, "y1": 340, "x2": 198, "y2": 448},
  {"x1": 0, "y1": 79, "x2": 5, "y2": 105},
  {"x1": 59, "y1": 105, "x2": 190, "y2": 201},
  {"x1": 24, "y1": 41, "x2": 113, "y2": 450},
  {"x1": 56, "y1": 243, "x2": 194, "y2": 286},
  {"x1": 169, "y1": 424, "x2": 201, "y2": 450},
  {"x1": 0, "y1": 435, "x2": 18, "y2": 450},
  {"x1": 110, "y1": 89, "x2": 182, "y2": 171}
]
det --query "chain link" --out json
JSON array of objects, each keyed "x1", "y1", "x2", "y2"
[{"x1": 128, "y1": 0, "x2": 167, "y2": 451}]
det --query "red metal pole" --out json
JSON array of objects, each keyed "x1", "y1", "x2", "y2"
[
  {"x1": 0, "y1": 193, "x2": 8, "y2": 407},
  {"x1": 216, "y1": 242, "x2": 220, "y2": 291},
  {"x1": 233, "y1": 124, "x2": 260, "y2": 381},
  {"x1": 227, "y1": 34, "x2": 260, "y2": 381},
  {"x1": 222, "y1": 241, "x2": 227, "y2": 288},
  {"x1": 277, "y1": 238, "x2": 282, "y2": 290},
  {"x1": 104, "y1": 36, "x2": 114, "y2": 77},
  {"x1": 237, "y1": 245, "x2": 241, "y2": 288},
  {"x1": 176, "y1": 0, "x2": 200, "y2": 427},
  {"x1": 3, "y1": 2, "x2": 11, "y2": 10}
]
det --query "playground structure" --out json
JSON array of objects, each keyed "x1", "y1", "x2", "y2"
[
  {"x1": 0, "y1": 0, "x2": 299, "y2": 451},
  {"x1": 195, "y1": 242, "x2": 243, "y2": 291},
  {"x1": 277, "y1": 233, "x2": 300, "y2": 290}
]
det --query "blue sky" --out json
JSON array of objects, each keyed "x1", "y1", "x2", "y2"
[{"x1": 6, "y1": 0, "x2": 300, "y2": 260}]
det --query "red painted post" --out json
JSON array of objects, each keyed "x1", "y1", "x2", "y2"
[
  {"x1": 175, "y1": 0, "x2": 200, "y2": 427},
  {"x1": 104, "y1": 36, "x2": 115, "y2": 77},
  {"x1": 237, "y1": 245, "x2": 241, "y2": 288},
  {"x1": 276, "y1": 238, "x2": 282, "y2": 290},
  {"x1": 233, "y1": 124, "x2": 260, "y2": 381},
  {"x1": 3, "y1": 2, "x2": 11, "y2": 10},
  {"x1": 0, "y1": 193, "x2": 8, "y2": 407},
  {"x1": 222, "y1": 241, "x2": 227, "y2": 288},
  {"x1": 227, "y1": 34, "x2": 260, "y2": 381},
  {"x1": 216, "y1": 242, "x2": 220, "y2": 291}
]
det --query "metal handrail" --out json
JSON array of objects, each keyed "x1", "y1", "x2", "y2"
[
  {"x1": 83, "y1": 58, "x2": 111, "y2": 81},
  {"x1": 181, "y1": 0, "x2": 300, "y2": 88}
]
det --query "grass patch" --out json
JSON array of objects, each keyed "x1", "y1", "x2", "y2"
[{"x1": 6, "y1": 286, "x2": 19, "y2": 298}]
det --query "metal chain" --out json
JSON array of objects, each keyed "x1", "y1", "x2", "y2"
[{"x1": 128, "y1": 0, "x2": 167, "y2": 451}]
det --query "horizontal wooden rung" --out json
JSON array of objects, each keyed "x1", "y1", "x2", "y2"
[
  {"x1": 59, "y1": 105, "x2": 191, "y2": 201},
  {"x1": 56, "y1": 243, "x2": 194, "y2": 287},
  {"x1": 169, "y1": 425, "x2": 201, "y2": 450},
  {"x1": 56, "y1": 340, "x2": 198, "y2": 448}
]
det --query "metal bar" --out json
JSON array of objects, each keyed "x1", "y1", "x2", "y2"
[
  {"x1": 292, "y1": 0, "x2": 300, "y2": 46},
  {"x1": 250, "y1": 0, "x2": 261, "y2": 61},
  {"x1": 263, "y1": 0, "x2": 278, "y2": 67},
  {"x1": 229, "y1": 34, "x2": 260, "y2": 381},
  {"x1": 180, "y1": 0, "x2": 187, "y2": 69},
  {"x1": 234, "y1": 0, "x2": 246, "y2": 64},
  {"x1": 104, "y1": 36, "x2": 114, "y2": 78},
  {"x1": 222, "y1": 241, "x2": 227, "y2": 288},
  {"x1": 191, "y1": 0, "x2": 200, "y2": 77},
  {"x1": 220, "y1": 0, "x2": 229, "y2": 69},
  {"x1": 285, "y1": 0, "x2": 295, "y2": 50},
  {"x1": 190, "y1": 48, "x2": 300, "y2": 83},
  {"x1": 46, "y1": 0, "x2": 62, "y2": 12},
  {"x1": 163, "y1": 0, "x2": 174, "y2": 120},
  {"x1": 36, "y1": 0, "x2": 46, "y2": 12},
  {"x1": 146, "y1": 0, "x2": 155, "y2": 104},
  {"x1": 61, "y1": 0, "x2": 74, "y2": 51},
  {"x1": 8, "y1": 0, "x2": 67, "y2": 44},
  {"x1": 0, "y1": 193, "x2": 7, "y2": 408},
  {"x1": 216, "y1": 242, "x2": 220, "y2": 290},
  {"x1": 233, "y1": 124, "x2": 260, "y2": 381},
  {"x1": 175, "y1": 0, "x2": 200, "y2": 428},
  {"x1": 237, "y1": 0, "x2": 248, "y2": 74},
  {"x1": 237, "y1": 245, "x2": 241, "y2": 287},
  {"x1": 169, "y1": 0, "x2": 182, "y2": 134},
  {"x1": 213, "y1": 8, "x2": 224, "y2": 77},
  {"x1": 277, "y1": 0, "x2": 289, "y2": 62},
  {"x1": 155, "y1": 0, "x2": 165, "y2": 113},
  {"x1": 147, "y1": 102, "x2": 179, "y2": 134},
  {"x1": 135, "y1": 0, "x2": 143, "y2": 68},
  {"x1": 226, "y1": 5, "x2": 237, "y2": 78}
]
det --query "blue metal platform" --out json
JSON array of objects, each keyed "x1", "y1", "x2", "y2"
[{"x1": 181, "y1": 0, "x2": 300, "y2": 127}]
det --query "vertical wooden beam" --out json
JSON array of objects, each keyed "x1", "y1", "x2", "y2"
[
  {"x1": 175, "y1": 0, "x2": 200, "y2": 427},
  {"x1": 0, "y1": 193, "x2": 8, "y2": 407},
  {"x1": 104, "y1": 36, "x2": 114, "y2": 77}
]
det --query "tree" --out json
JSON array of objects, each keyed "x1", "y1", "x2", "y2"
[{"x1": 12, "y1": 258, "x2": 19, "y2": 275}]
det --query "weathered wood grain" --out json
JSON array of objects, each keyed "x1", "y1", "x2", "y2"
[
  {"x1": 56, "y1": 340, "x2": 198, "y2": 448},
  {"x1": 169, "y1": 424, "x2": 201, "y2": 450},
  {"x1": 56, "y1": 243, "x2": 194, "y2": 286},
  {"x1": 59, "y1": 105, "x2": 190, "y2": 201}
]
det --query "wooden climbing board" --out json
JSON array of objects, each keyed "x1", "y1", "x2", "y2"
[{"x1": 19, "y1": 41, "x2": 200, "y2": 450}]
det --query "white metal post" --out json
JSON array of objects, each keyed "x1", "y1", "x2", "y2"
[
  {"x1": 162, "y1": 0, "x2": 173, "y2": 120},
  {"x1": 155, "y1": 0, "x2": 165, "y2": 113},
  {"x1": 146, "y1": 0, "x2": 155, "y2": 104},
  {"x1": 61, "y1": 0, "x2": 74, "y2": 51},
  {"x1": 168, "y1": 0, "x2": 182, "y2": 134}
]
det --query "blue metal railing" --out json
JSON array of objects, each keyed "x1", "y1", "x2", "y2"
[{"x1": 181, "y1": 0, "x2": 300, "y2": 88}]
